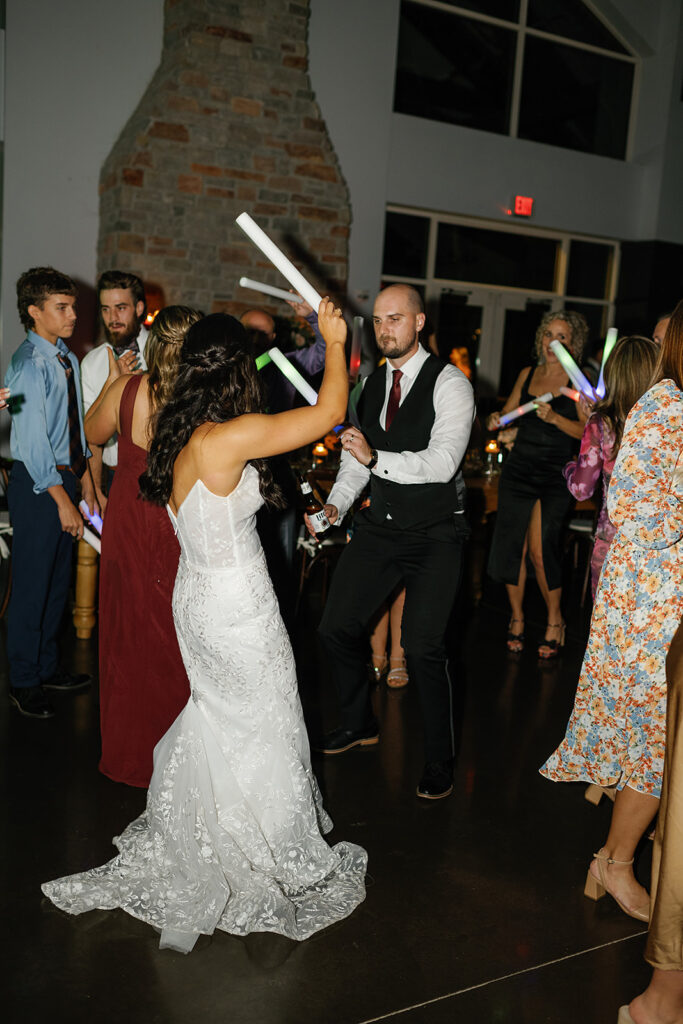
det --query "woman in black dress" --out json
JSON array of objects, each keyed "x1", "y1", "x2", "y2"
[{"x1": 487, "y1": 310, "x2": 589, "y2": 658}]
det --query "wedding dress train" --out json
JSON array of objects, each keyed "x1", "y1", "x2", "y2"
[{"x1": 42, "y1": 467, "x2": 367, "y2": 952}]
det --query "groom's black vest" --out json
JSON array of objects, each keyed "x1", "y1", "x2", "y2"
[{"x1": 356, "y1": 354, "x2": 465, "y2": 530}]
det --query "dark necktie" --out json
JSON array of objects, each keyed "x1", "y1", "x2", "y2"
[
  {"x1": 57, "y1": 352, "x2": 88, "y2": 479},
  {"x1": 385, "y1": 369, "x2": 403, "y2": 430},
  {"x1": 113, "y1": 336, "x2": 140, "y2": 359}
]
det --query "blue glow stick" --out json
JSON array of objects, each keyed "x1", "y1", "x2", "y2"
[
  {"x1": 498, "y1": 392, "x2": 553, "y2": 427},
  {"x1": 79, "y1": 500, "x2": 103, "y2": 535},
  {"x1": 595, "y1": 328, "x2": 619, "y2": 399}
]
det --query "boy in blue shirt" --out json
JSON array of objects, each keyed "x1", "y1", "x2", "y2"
[{"x1": 6, "y1": 267, "x2": 97, "y2": 718}]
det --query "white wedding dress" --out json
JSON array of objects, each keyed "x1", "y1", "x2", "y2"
[{"x1": 42, "y1": 467, "x2": 367, "y2": 952}]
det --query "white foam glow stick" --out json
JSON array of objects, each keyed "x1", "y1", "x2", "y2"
[
  {"x1": 350, "y1": 316, "x2": 363, "y2": 383},
  {"x1": 239, "y1": 277, "x2": 303, "y2": 304},
  {"x1": 236, "y1": 213, "x2": 323, "y2": 312},
  {"x1": 595, "y1": 327, "x2": 619, "y2": 399},
  {"x1": 267, "y1": 347, "x2": 318, "y2": 405},
  {"x1": 559, "y1": 386, "x2": 581, "y2": 402},
  {"x1": 549, "y1": 340, "x2": 596, "y2": 400},
  {"x1": 498, "y1": 392, "x2": 554, "y2": 427},
  {"x1": 82, "y1": 527, "x2": 101, "y2": 554}
]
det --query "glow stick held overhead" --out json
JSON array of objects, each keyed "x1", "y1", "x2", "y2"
[
  {"x1": 236, "y1": 212, "x2": 323, "y2": 312},
  {"x1": 238, "y1": 277, "x2": 303, "y2": 304},
  {"x1": 267, "y1": 347, "x2": 318, "y2": 405},
  {"x1": 498, "y1": 392, "x2": 554, "y2": 427},
  {"x1": 549, "y1": 340, "x2": 596, "y2": 400},
  {"x1": 595, "y1": 327, "x2": 619, "y2": 399}
]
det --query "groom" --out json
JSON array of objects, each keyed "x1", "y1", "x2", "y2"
[{"x1": 312, "y1": 284, "x2": 475, "y2": 799}]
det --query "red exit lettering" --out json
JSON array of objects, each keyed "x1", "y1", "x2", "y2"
[{"x1": 514, "y1": 195, "x2": 534, "y2": 217}]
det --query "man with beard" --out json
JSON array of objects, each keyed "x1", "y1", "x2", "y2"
[
  {"x1": 311, "y1": 284, "x2": 475, "y2": 800},
  {"x1": 80, "y1": 271, "x2": 148, "y2": 509}
]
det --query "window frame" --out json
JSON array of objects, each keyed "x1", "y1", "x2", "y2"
[{"x1": 398, "y1": 0, "x2": 639, "y2": 160}]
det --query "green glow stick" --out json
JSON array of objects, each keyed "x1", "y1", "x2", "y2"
[
  {"x1": 549, "y1": 340, "x2": 596, "y2": 400},
  {"x1": 267, "y1": 347, "x2": 318, "y2": 405},
  {"x1": 255, "y1": 352, "x2": 272, "y2": 370},
  {"x1": 595, "y1": 327, "x2": 618, "y2": 398}
]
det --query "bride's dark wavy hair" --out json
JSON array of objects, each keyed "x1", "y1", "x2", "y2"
[{"x1": 139, "y1": 313, "x2": 284, "y2": 509}]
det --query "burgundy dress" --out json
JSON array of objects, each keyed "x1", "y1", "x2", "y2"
[{"x1": 98, "y1": 376, "x2": 189, "y2": 787}]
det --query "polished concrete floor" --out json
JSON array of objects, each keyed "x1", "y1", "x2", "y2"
[{"x1": 3, "y1": 554, "x2": 653, "y2": 1024}]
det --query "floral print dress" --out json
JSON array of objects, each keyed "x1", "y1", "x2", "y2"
[
  {"x1": 563, "y1": 414, "x2": 616, "y2": 599},
  {"x1": 541, "y1": 380, "x2": 683, "y2": 797}
]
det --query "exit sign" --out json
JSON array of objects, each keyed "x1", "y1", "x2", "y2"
[{"x1": 514, "y1": 195, "x2": 534, "y2": 217}]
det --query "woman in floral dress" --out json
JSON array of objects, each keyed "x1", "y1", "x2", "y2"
[
  {"x1": 564, "y1": 335, "x2": 658, "y2": 599},
  {"x1": 542, "y1": 302, "x2": 683, "y2": 923}
]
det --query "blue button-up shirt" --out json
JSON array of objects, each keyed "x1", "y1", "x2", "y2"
[{"x1": 5, "y1": 330, "x2": 89, "y2": 494}]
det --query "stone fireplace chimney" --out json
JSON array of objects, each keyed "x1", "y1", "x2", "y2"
[{"x1": 98, "y1": 0, "x2": 350, "y2": 315}]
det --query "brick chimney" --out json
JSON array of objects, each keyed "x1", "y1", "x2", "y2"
[{"x1": 98, "y1": 0, "x2": 350, "y2": 315}]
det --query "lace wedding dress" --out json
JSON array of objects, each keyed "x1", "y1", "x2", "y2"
[{"x1": 42, "y1": 467, "x2": 367, "y2": 952}]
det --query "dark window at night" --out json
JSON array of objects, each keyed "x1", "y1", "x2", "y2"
[
  {"x1": 567, "y1": 240, "x2": 612, "y2": 300},
  {"x1": 435, "y1": 0, "x2": 520, "y2": 20},
  {"x1": 382, "y1": 211, "x2": 430, "y2": 279},
  {"x1": 394, "y1": 1, "x2": 516, "y2": 134},
  {"x1": 564, "y1": 301, "x2": 607, "y2": 342},
  {"x1": 518, "y1": 36, "x2": 634, "y2": 158},
  {"x1": 527, "y1": 0, "x2": 629, "y2": 55},
  {"x1": 435, "y1": 223, "x2": 559, "y2": 291}
]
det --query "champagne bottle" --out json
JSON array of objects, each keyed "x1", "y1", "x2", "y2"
[{"x1": 301, "y1": 477, "x2": 330, "y2": 535}]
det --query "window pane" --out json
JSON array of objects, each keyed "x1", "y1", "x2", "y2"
[
  {"x1": 382, "y1": 211, "x2": 430, "y2": 279},
  {"x1": 518, "y1": 37, "x2": 633, "y2": 159},
  {"x1": 563, "y1": 301, "x2": 607, "y2": 344},
  {"x1": 394, "y1": 2, "x2": 516, "y2": 134},
  {"x1": 435, "y1": 0, "x2": 519, "y2": 21},
  {"x1": 435, "y1": 223, "x2": 558, "y2": 291},
  {"x1": 499, "y1": 300, "x2": 552, "y2": 396},
  {"x1": 527, "y1": 0, "x2": 629, "y2": 55},
  {"x1": 567, "y1": 240, "x2": 612, "y2": 300}
]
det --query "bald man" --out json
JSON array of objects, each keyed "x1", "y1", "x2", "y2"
[
  {"x1": 314, "y1": 284, "x2": 475, "y2": 800},
  {"x1": 240, "y1": 297, "x2": 325, "y2": 413}
]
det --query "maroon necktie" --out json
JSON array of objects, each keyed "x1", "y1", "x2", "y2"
[
  {"x1": 57, "y1": 352, "x2": 88, "y2": 479},
  {"x1": 385, "y1": 369, "x2": 403, "y2": 430}
]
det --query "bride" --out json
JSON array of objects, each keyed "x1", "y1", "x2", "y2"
[{"x1": 42, "y1": 300, "x2": 367, "y2": 952}]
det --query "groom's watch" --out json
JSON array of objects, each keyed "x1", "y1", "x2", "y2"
[{"x1": 366, "y1": 449, "x2": 379, "y2": 470}]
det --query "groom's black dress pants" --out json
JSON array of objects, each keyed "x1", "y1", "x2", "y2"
[{"x1": 319, "y1": 514, "x2": 467, "y2": 763}]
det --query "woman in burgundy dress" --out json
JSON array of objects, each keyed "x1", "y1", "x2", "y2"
[{"x1": 84, "y1": 306, "x2": 202, "y2": 786}]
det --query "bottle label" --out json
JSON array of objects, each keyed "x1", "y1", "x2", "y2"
[{"x1": 310, "y1": 508, "x2": 329, "y2": 533}]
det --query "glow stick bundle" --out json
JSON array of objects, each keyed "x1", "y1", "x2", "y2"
[
  {"x1": 549, "y1": 340, "x2": 596, "y2": 400},
  {"x1": 236, "y1": 213, "x2": 323, "y2": 312},
  {"x1": 239, "y1": 277, "x2": 303, "y2": 304},
  {"x1": 559, "y1": 385, "x2": 581, "y2": 402},
  {"x1": 350, "y1": 316, "x2": 363, "y2": 383},
  {"x1": 595, "y1": 327, "x2": 619, "y2": 398},
  {"x1": 267, "y1": 347, "x2": 318, "y2": 405},
  {"x1": 498, "y1": 392, "x2": 554, "y2": 427}
]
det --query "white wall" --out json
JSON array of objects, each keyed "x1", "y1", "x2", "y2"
[{"x1": 1, "y1": 0, "x2": 163, "y2": 376}]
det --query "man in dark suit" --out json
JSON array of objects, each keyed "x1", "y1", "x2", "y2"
[{"x1": 312, "y1": 284, "x2": 475, "y2": 799}]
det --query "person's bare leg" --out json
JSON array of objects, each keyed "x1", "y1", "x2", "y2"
[
  {"x1": 527, "y1": 501, "x2": 563, "y2": 654},
  {"x1": 505, "y1": 533, "x2": 529, "y2": 650},
  {"x1": 629, "y1": 968, "x2": 683, "y2": 1024},
  {"x1": 369, "y1": 604, "x2": 389, "y2": 677},
  {"x1": 389, "y1": 588, "x2": 406, "y2": 661},
  {"x1": 589, "y1": 785, "x2": 659, "y2": 914}
]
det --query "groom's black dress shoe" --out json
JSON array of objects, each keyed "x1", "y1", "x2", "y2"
[
  {"x1": 9, "y1": 686, "x2": 55, "y2": 719},
  {"x1": 43, "y1": 670, "x2": 91, "y2": 692},
  {"x1": 416, "y1": 760, "x2": 454, "y2": 800},
  {"x1": 316, "y1": 725, "x2": 379, "y2": 755}
]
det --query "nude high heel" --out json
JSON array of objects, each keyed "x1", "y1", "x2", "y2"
[{"x1": 583, "y1": 851, "x2": 649, "y2": 923}]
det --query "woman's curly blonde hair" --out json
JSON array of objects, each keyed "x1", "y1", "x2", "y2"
[
  {"x1": 534, "y1": 309, "x2": 589, "y2": 365},
  {"x1": 146, "y1": 305, "x2": 203, "y2": 413}
]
